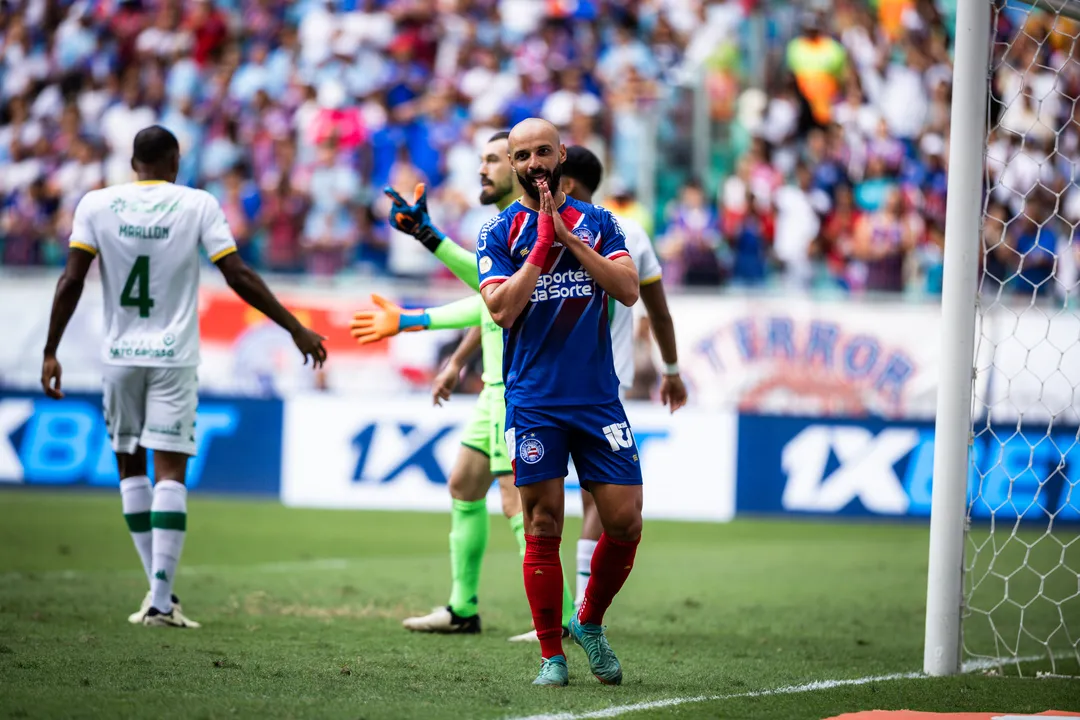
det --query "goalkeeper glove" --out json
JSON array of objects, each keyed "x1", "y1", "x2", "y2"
[
  {"x1": 384, "y1": 183, "x2": 446, "y2": 253},
  {"x1": 350, "y1": 294, "x2": 429, "y2": 345}
]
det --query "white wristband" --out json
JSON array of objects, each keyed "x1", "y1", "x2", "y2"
[{"x1": 662, "y1": 362, "x2": 680, "y2": 376}]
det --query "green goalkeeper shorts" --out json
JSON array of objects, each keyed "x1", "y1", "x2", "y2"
[{"x1": 460, "y1": 383, "x2": 512, "y2": 476}]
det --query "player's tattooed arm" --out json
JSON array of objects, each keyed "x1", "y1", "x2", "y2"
[
  {"x1": 216, "y1": 253, "x2": 328, "y2": 368},
  {"x1": 639, "y1": 282, "x2": 687, "y2": 413},
  {"x1": 42, "y1": 245, "x2": 96, "y2": 399},
  {"x1": 432, "y1": 326, "x2": 481, "y2": 406}
]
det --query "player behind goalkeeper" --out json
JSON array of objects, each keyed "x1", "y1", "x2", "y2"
[
  {"x1": 41, "y1": 125, "x2": 327, "y2": 627},
  {"x1": 478, "y1": 118, "x2": 642, "y2": 687},
  {"x1": 557, "y1": 145, "x2": 687, "y2": 615},
  {"x1": 353, "y1": 131, "x2": 577, "y2": 637}
]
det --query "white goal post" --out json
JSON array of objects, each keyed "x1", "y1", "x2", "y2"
[{"x1": 925, "y1": 0, "x2": 1080, "y2": 677}]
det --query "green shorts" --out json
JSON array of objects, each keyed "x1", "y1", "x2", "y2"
[{"x1": 460, "y1": 383, "x2": 512, "y2": 476}]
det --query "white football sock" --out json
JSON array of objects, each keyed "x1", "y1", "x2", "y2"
[
  {"x1": 150, "y1": 480, "x2": 187, "y2": 613},
  {"x1": 575, "y1": 538, "x2": 598, "y2": 609},
  {"x1": 120, "y1": 476, "x2": 153, "y2": 585}
]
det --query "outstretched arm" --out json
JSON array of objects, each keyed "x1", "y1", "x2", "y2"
[
  {"x1": 435, "y1": 240, "x2": 481, "y2": 292},
  {"x1": 350, "y1": 294, "x2": 484, "y2": 345},
  {"x1": 216, "y1": 252, "x2": 327, "y2": 367},
  {"x1": 428, "y1": 294, "x2": 484, "y2": 329},
  {"x1": 42, "y1": 247, "x2": 95, "y2": 398}
]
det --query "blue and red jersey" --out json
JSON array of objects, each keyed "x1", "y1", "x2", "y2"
[{"x1": 476, "y1": 196, "x2": 630, "y2": 408}]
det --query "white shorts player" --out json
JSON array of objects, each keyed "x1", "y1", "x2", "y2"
[
  {"x1": 43, "y1": 125, "x2": 325, "y2": 629},
  {"x1": 69, "y1": 181, "x2": 238, "y2": 456}
]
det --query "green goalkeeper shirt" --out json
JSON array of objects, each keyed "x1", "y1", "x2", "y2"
[{"x1": 426, "y1": 239, "x2": 504, "y2": 387}]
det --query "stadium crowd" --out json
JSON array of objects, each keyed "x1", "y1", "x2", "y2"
[{"x1": 0, "y1": 0, "x2": 1077, "y2": 299}]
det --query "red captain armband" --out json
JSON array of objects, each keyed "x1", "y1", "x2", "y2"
[{"x1": 527, "y1": 212, "x2": 554, "y2": 268}]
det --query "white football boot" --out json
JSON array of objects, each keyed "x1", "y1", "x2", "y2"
[
  {"x1": 129, "y1": 591, "x2": 182, "y2": 624},
  {"x1": 402, "y1": 606, "x2": 480, "y2": 633},
  {"x1": 142, "y1": 605, "x2": 201, "y2": 628}
]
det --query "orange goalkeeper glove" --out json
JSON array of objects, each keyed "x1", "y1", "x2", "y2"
[{"x1": 349, "y1": 294, "x2": 429, "y2": 345}]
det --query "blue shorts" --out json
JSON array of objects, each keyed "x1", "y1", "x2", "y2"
[{"x1": 504, "y1": 400, "x2": 643, "y2": 487}]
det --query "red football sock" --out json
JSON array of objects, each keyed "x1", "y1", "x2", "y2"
[
  {"x1": 577, "y1": 532, "x2": 640, "y2": 627},
  {"x1": 523, "y1": 534, "x2": 565, "y2": 659}
]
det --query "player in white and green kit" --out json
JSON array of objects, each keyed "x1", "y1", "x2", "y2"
[
  {"x1": 352, "y1": 132, "x2": 576, "y2": 636},
  {"x1": 41, "y1": 126, "x2": 326, "y2": 628}
]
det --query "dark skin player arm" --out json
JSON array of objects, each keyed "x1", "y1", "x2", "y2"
[
  {"x1": 42, "y1": 247, "x2": 96, "y2": 398},
  {"x1": 215, "y1": 252, "x2": 327, "y2": 367},
  {"x1": 640, "y1": 282, "x2": 676, "y2": 366},
  {"x1": 639, "y1": 280, "x2": 688, "y2": 412}
]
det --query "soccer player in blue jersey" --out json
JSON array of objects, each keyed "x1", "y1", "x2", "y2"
[{"x1": 477, "y1": 118, "x2": 643, "y2": 687}]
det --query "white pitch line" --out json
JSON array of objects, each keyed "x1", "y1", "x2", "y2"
[
  {"x1": 506, "y1": 653, "x2": 1073, "y2": 720},
  {"x1": 505, "y1": 672, "x2": 921, "y2": 720}
]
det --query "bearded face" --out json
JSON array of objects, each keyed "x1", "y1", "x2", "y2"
[{"x1": 517, "y1": 161, "x2": 563, "y2": 202}]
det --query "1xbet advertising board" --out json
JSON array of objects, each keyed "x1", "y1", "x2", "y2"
[
  {"x1": 0, "y1": 391, "x2": 281, "y2": 495},
  {"x1": 282, "y1": 396, "x2": 736, "y2": 522},
  {"x1": 736, "y1": 414, "x2": 1079, "y2": 521}
]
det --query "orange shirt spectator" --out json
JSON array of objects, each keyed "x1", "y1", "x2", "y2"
[{"x1": 786, "y1": 16, "x2": 848, "y2": 125}]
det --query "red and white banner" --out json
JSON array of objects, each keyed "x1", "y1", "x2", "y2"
[
  {"x1": 667, "y1": 295, "x2": 946, "y2": 419},
  {"x1": 3, "y1": 275, "x2": 1076, "y2": 424}
]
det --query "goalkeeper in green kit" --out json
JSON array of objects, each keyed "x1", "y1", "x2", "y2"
[{"x1": 351, "y1": 131, "x2": 575, "y2": 640}]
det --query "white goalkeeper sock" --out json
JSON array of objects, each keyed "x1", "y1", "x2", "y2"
[
  {"x1": 150, "y1": 480, "x2": 187, "y2": 613},
  {"x1": 575, "y1": 538, "x2": 598, "y2": 609},
  {"x1": 120, "y1": 476, "x2": 153, "y2": 585}
]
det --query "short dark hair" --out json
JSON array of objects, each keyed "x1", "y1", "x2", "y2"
[
  {"x1": 488, "y1": 130, "x2": 510, "y2": 143},
  {"x1": 132, "y1": 125, "x2": 180, "y2": 164},
  {"x1": 562, "y1": 145, "x2": 603, "y2": 194}
]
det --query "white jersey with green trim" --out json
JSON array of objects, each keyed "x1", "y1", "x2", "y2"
[
  {"x1": 609, "y1": 214, "x2": 663, "y2": 389},
  {"x1": 69, "y1": 181, "x2": 237, "y2": 367}
]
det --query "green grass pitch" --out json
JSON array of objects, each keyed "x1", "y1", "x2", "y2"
[{"x1": 0, "y1": 489, "x2": 1077, "y2": 719}]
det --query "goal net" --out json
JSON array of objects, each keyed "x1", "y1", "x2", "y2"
[{"x1": 964, "y1": 0, "x2": 1080, "y2": 676}]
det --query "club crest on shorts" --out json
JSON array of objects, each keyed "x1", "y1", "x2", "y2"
[{"x1": 519, "y1": 435, "x2": 544, "y2": 464}]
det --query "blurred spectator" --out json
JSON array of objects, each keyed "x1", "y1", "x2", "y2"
[
  {"x1": 658, "y1": 178, "x2": 723, "y2": 287},
  {"x1": 851, "y1": 188, "x2": 918, "y2": 293},
  {"x1": 1009, "y1": 193, "x2": 1059, "y2": 299},
  {"x1": 773, "y1": 163, "x2": 829, "y2": 291},
  {"x1": 187, "y1": 0, "x2": 229, "y2": 67},
  {"x1": 210, "y1": 163, "x2": 262, "y2": 265},
  {"x1": 815, "y1": 182, "x2": 861, "y2": 290},
  {"x1": 722, "y1": 188, "x2": 773, "y2": 287},
  {"x1": 2, "y1": 177, "x2": 56, "y2": 265},
  {"x1": 261, "y1": 174, "x2": 309, "y2": 274},
  {"x1": 301, "y1": 140, "x2": 360, "y2": 276},
  {"x1": 786, "y1": 11, "x2": 848, "y2": 126},
  {"x1": 0, "y1": 0, "x2": 1070, "y2": 308},
  {"x1": 101, "y1": 77, "x2": 157, "y2": 186}
]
